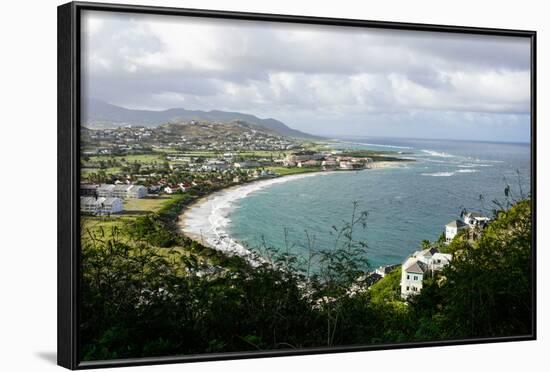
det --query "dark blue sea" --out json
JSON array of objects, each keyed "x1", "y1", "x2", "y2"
[{"x1": 228, "y1": 137, "x2": 531, "y2": 267}]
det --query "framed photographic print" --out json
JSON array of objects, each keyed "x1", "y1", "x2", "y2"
[{"x1": 58, "y1": 1, "x2": 536, "y2": 369}]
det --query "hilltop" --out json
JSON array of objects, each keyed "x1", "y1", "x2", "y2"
[{"x1": 82, "y1": 99, "x2": 321, "y2": 139}]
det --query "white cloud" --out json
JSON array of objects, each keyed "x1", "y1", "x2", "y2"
[{"x1": 80, "y1": 10, "x2": 531, "y2": 141}]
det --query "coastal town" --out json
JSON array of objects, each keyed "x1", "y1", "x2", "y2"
[{"x1": 80, "y1": 120, "x2": 406, "y2": 216}]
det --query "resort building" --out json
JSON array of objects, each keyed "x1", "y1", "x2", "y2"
[
  {"x1": 80, "y1": 196, "x2": 124, "y2": 215},
  {"x1": 297, "y1": 159, "x2": 320, "y2": 167},
  {"x1": 97, "y1": 184, "x2": 116, "y2": 197},
  {"x1": 126, "y1": 185, "x2": 148, "y2": 198},
  {"x1": 321, "y1": 159, "x2": 338, "y2": 170},
  {"x1": 205, "y1": 160, "x2": 229, "y2": 171},
  {"x1": 80, "y1": 184, "x2": 98, "y2": 197},
  {"x1": 233, "y1": 161, "x2": 261, "y2": 168},
  {"x1": 445, "y1": 219, "x2": 468, "y2": 244},
  {"x1": 400, "y1": 247, "x2": 452, "y2": 299},
  {"x1": 97, "y1": 184, "x2": 147, "y2": 199}
]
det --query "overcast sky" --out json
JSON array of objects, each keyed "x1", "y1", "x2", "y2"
[{"x1": 81, "y1": 10, "x2": 532, "y2": 142}]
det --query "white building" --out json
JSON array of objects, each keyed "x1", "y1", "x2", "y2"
[
  {"x1": 430, "y1": 252, "x2": 453, "y2": 271},
  {"x1": 445, "y1": 219, "x2": 468, "y2": 244},
  {"x1": 205, "y1": 160, "x2": 229, "y2": 171},
  {"x1": 97, "y1": 184, "x2": 147, "y2": 199},
  {"x1": 321, "y1": 159, "x2": 338, "y2": 170},
  {"x1": 401, "y1": 257, "x2": 428, "y2": 298},
  {"x1": 234, "y1": 161, "x2": 260, "y2": 168},
  {"x1": 339, "y1": 161, "x2": 354, "y2": 170},
  {"x1": 126, "y1": 185, "x2": 147, "y2": 198},
  {"x1": 97, "y1": 184, "x2": 116, "y2": 197},
  {"x1": 463, "y1": 211, "x2": 491, "y2": 228},
  {"x1": 400, "y1": 247, "x2": 452, "y2": 299},
  {"x1": 80, "y1": 197, "x2": 124, "y2": 215}
]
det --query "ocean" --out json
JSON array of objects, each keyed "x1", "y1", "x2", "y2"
[{"x1": 225, "y1": 137, "x2": 531, "y2": 268}]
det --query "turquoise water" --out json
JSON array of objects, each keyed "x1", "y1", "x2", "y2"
[{"x1": 229, "y1": 138, "x2": 531, "y2": 268}]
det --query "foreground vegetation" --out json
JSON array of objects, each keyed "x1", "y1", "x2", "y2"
[{"x1": 80, "y1": 192, "x2": 532, "y2": 360}]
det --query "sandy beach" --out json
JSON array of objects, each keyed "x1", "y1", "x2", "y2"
[{"x1": 178, "y1": 172, "x2": 329, "y2": 258}]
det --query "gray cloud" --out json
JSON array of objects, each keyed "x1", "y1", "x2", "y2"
[{"x1": 81, "y1": 10, "x2": 531, "y2": 141}]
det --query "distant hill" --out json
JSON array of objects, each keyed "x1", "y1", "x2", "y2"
[{"x1": 82, "y1": 99, "x2": 320, "y2": 139}]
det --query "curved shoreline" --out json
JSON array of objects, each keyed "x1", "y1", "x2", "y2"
[
  {"x1": 178, "y1": 171, "x2": 330, "y2": 258},
  {"x1": 178, "y1": 161, "x2": 406, "y2": 259}
]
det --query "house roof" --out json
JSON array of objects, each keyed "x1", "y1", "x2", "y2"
[
  {"x1": 80, "y1": 196, "x2": 97, "y2": 205},
  {"x1": 464, "y1": 211, "x2": 484, "y2": 218},
  {"x1": 98, "y1": 197, "x2": 122, "y2": 206},
  {"x1": 114, "y1": 184, "x2": 131, "y2": 191},
  {"x1": 419, "y1": 247, "x2": 439, "y2": 258},
  {"x1": 432, "y1": 252, "x2": 453, "y2": 261},
  {"x1": 364, "y1": 272, "x2": 383, "y2": 286},
  {"x1": 446, "y1": 219, "x2": 467, "y2": 228},
  {"x1": 404, "y1": 260, "x2": 428, "y2": 274},
  {"x1": 98, "y1": 184, "x2": 116, "y2": 191}
]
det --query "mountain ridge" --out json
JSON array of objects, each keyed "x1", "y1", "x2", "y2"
[{"x1": 82, "y1": 99, "x2": 320, "y2": 139}]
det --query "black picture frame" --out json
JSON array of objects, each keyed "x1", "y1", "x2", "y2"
[{"x1": 58, "y1": 1, "x2": 537, "y2": 369}]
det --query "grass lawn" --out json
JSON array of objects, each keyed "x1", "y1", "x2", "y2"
[
  {"x1": 81, "y1": 167, "x2": 121, "y2": 176},
  {"x1": 266, "y1": 166, "x2": 322, "y2": 176},
  {"x1": 88, "y1": 153, "x2": 165, "y2": 163},
  {"x1": 81, "y1": 217, "x2": 129, "y2": 242},
  {"x1": 81, "y1": 194, "x2": 181, "y2": 242},
  {"x1": 123, "y1": 195, "x2": 175, "y2": 215}
]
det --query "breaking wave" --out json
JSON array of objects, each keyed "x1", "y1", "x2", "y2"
[
  {"x1": 421, "y1": 149, "x2": 455, "y2": 158},
  {"x1": 421, "y1": 171, "x2": 455, "y2": 177}
]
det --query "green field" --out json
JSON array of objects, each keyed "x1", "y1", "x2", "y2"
[
  {"x1": 82, "y1": 194, "x2": 182, "y2": 241},
  {"x1": 123, "y1": 195, "x2": 175, "y2": 215},
  {"x1": 88, "y1": 153, "x2": 165, "y2": 163},
  {"x1": 266, "y1": 166, "x2": 323, "y2": 176},
  {"x1": 81, "y1": 167, "x2": 122, "y2": 176}
]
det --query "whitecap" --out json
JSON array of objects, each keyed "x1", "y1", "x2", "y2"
[
  {"x1": 421, "y1": 172, "x2": 455, "y2": 177},
  {"x1": 458, "y1": 163, "x2": 493, "y2": 168},
  {"x1": 421, "y1": 149, "x2": 455, "y2": 158},
  {"x1": 354, "y1": 142, "x2": 412, "y2": 150},
  {"x1": 456, "y1": 169, "x2": 478, "y2": 173}
]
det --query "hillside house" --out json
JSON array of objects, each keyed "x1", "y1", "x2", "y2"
[
  {"x1": 400, "y1": 247, "x2": 452, "y2": 298},
  {"x1": 445, "y1": 211, "x2": 491, "y2": 244},
  {"x1": 445, "y1": 219, "x2": 468, "y2": 244},
  {"x1": 401, "y1": 258, "x2": 427, "y2": 297},
  {"x1": 463, "y1": 211, "x2": 491, "y2": 228}
]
